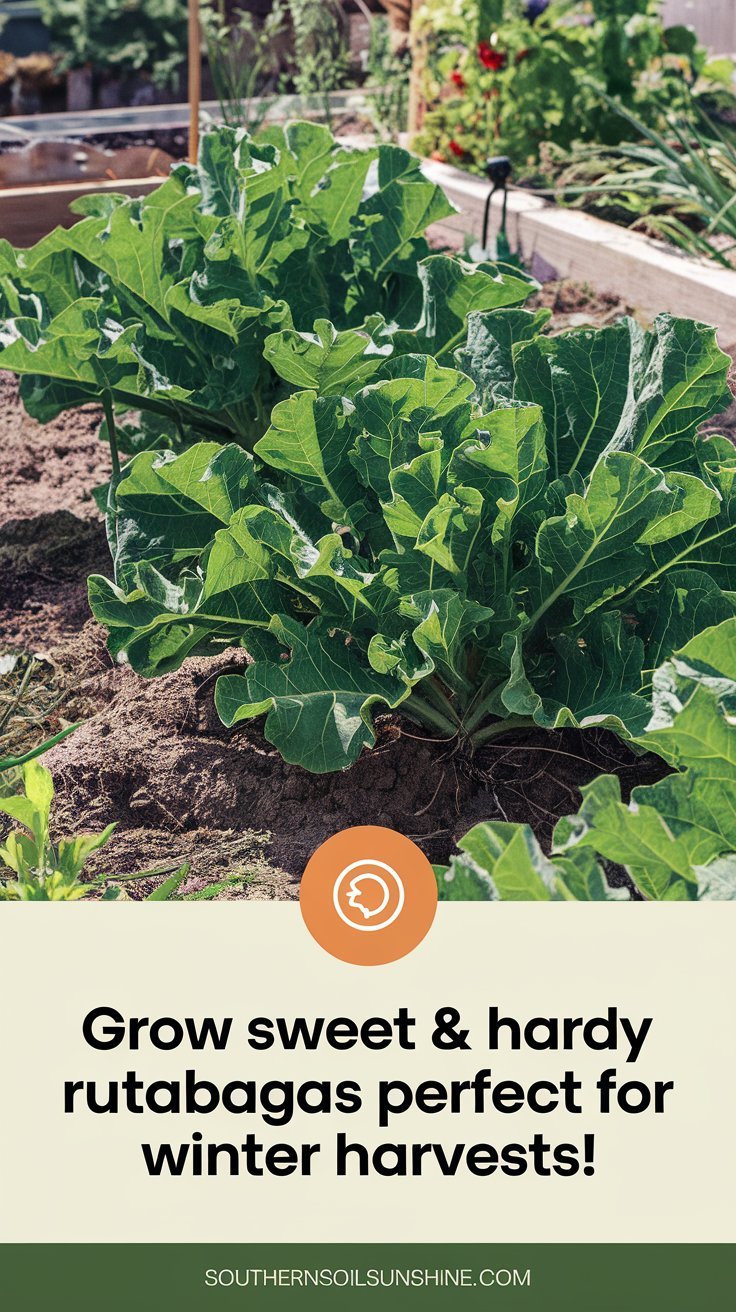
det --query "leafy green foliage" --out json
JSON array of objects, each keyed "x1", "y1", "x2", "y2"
[
  {"x1": 413, "y1": 0, "x2": 722, "y2": 173},
  {"x1": 287, "y1": 0, "x2": 351, "y2": 129},
  {"x1": 0, "y1": 761, "x2": 191, "y2": 901},
  {"x1": 366, "y1": 15, "x2": 412, "y2": 144},
  {"x1": 549, "y1": 103, "x2": 736, "y2": 267},
  {"x1": 438, "y1": 618, "x2": 736, "y2": 901},
  {"x1": 202, "y1": 1, "x2": 286, "y2": 132},
  {"x1": 3, "y1": 124, "x2": 732, "y2": 804},
  {"x1": 88, "y1": 289, "x2": 735, "y2": 773},
  {"x1": 39, "y1": 0, "x2": 188, "y2": 87},
  {"x1": 436, "y1": 821, "x2": 628, "y2": 902},
  {"x1": 0, "y1": 123, "x2": 456, "y2": 454},
  {"x1": 0, "y1": 761, "x2": 116, "y2": 900}
]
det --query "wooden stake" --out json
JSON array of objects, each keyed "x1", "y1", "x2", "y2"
[
  {"x1": 188, "y1": 0, "x2": 201, "y2": 163},
  {"x1": 407, "y1": 12, "x2": 425, "y2": 142}
]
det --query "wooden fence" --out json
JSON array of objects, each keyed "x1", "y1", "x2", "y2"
[{"x1": 662, "y1": 1, "x2": 736, "y2": 53}]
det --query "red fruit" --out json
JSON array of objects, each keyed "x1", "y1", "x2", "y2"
[
  {"x1": 516, "y1": 47, "x2": 531, "y2": 64},
  {"x1": 478, "y1": 41, "x2": 506, "y2": 71},
  {"x1": 448, "y1": 140, "x2": 464, "y2": 158},
  {"x1": 450, "y1": 70, "x2": 466, "y2": 90}
]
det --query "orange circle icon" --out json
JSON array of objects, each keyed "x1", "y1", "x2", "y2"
[{"x1": 299, "y1": 826, "x2": 438, "y2": 966}]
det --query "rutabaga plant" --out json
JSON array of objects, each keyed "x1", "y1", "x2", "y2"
[
  {"x1": 0, "y1": 123, "x2": 475, "y2": 456},
  {"x1": 437, "y1": 618, "x2": 736, "y2": 901},
  {"x1": 88, "y1": 302, "x2": 736, "y2": 773}
]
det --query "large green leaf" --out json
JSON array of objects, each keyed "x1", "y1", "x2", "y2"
[
  {"x1": 349, "y1": 357, "x2": 475, "y2": 502},
  {"x1": 505, "y1": 611, "x2": 651, "y2": 736},
  {"x1": 394, "y1": 255, "x2": 535, "y2": 363},
  {"x1": 255, "y1": 391, "x2": 366, "y2": 525},
  {"x1": 263, "y1": 316, "x2": 392, "y2": 395},
  {"x1": 437, "y1": 821, "x2": 626, "y2": 901},
  {"x1": 552, "y1": 618, "x2": 736, "y2": 898},
  {"x1": 447, "y1": 403, "x2": 548, "y2": 553},
  {"x1": 0, "y1": 300, "x2": 139, "y2": 396},
  {"x1": 443, "y1": 623, "x2": 736, "y2": 902},
  {"x1": 260, "y1": 121, "x2": 376, "y2": 241},
  {"x1": 530, "y1": 452, "x2": 715, "y2": 622},
  {"x1": 348, "y1": 146, "x2": 455, "y2": 321},
  {"x1": 514, "y1": 315, "x2": 731, "y2": 478},
  {"x1": 88, "y1": 560, "x2": 287, "y2": 676},
  {"x1": 402, "y1": 590, "x2": 493, "y2": 695},
  {"x1": 455, "y1": 306, "x2": 552, "y2": 408},
  {"x1": 107, "y1": 442, "x2": 256, "y2": 585},
  {"x1": 215, "y1": 615, "x2": 413, "y2": 773}
]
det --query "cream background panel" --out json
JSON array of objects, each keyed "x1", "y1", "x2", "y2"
[{"x1": 0, "y1": 904, "x2": 733, "y2": 1243}]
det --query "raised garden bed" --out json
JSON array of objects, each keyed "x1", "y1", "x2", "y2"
[
  {"x1": 0, "y1": 95, "x2": 373, "y2": 242},
  {"x1": 423, "y1": 160, "x2": 736, "y2": 351}
]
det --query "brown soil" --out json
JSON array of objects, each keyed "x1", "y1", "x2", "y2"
[
  {"x1": 0, "y1": 376, "x2": 107, "y2": 522},
  {"x1": 530, "y1": 279, "x2": 630, "y2": 331},
  {"x1": 0, "y1": 283, "x2": 724, "y2": 896},
  {"x1": 40, "y1": 634, "x2": 664, "y2": 886}
]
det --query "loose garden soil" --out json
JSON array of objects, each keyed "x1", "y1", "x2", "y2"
[{"x1": 0, "y1": 284, "x2": 729, "y2": 897}]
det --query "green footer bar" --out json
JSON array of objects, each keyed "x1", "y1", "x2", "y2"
[{"x1": 1, "y1": 1244, "x2": 732, "y2": 1311}]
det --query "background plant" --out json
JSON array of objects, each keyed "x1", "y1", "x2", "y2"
[
  {"x1": 287, "y1": 0, "x2": 351, "y2": 129},
  {"x1": 39, "y1": 0, "x2": 187, "y2": 88},
  {"x1": 0, "y1": 761, "x2": 215, "y2": 900},
  {"x1": 413, "y1": 0, "x2": 723, "y2": 173},
  {"x1": 437, "y1": 618, "x2": 736, "y2": 901},
  {"x1": 366, "y1": 14, "x2": 412, "y2": 142},
  {"x1": 202, "y1": 0, "x2": 286, "y2": 132},
  {"x1": 0, "y1": 760, "x2": 117, "y2": 900},
  {"x1": 546, "y1": 102, "x2": 736, "y2": 266}
]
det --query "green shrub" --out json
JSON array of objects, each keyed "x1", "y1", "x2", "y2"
[
  {"x1": 39, "y1": 0, "x2": 188, "y2": 87},
  {"x1": 1, "y1": 124, "x2": 733, "y2": 789},
  {"x1": 413, "y1": 0, "x2": 718, "y2": 172}
]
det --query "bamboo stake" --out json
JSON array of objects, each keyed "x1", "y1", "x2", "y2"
[{"x1": 188, "y1": 0, "x2": 201, "y2": 163}]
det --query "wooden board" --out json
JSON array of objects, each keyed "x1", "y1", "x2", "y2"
[
  {"x1": 422, "y1": 159, "x2": 736, "y2": 351},
  {"x1": 0, "y1": 176, "x2": 162, "y2": 247},
  {"x1": 662, "y1": 1, "x2": 736, "y2": 53}
]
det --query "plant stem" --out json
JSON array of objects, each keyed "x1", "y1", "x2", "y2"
[
  {"x1": 471, "y1": 716, "x2": 536, "y2": 747},
  {"x1": 113, "y1": 389, "x2": 237, "y2": 440},
  {"x1": 462, "y1": 672, "x2": 506, "y2": 734},
  {"x1": 425, "y1": 677, "x2": 462, "y2": 725},
  {"x1": 102, "y1": 391, "x2": 120, "y2": 482},
  {"x1": 403, "y1": 693, "x2": 458, "y2": 738}
]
